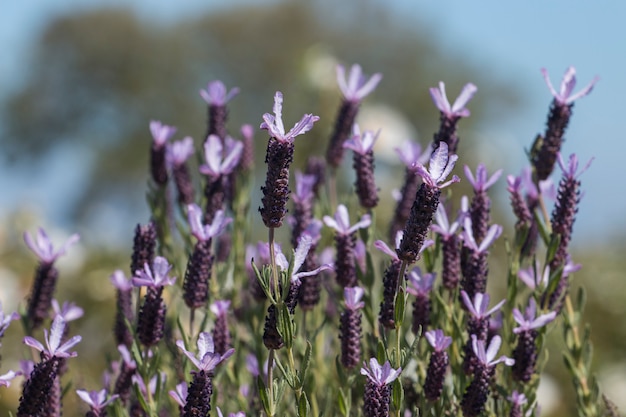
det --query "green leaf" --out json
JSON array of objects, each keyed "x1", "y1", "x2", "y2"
[
  {"x1": 337, "y1": 388, "x2": 348, "y2": 417},
  {"x1": 300, "y1": 340, "x2": 312, "y2": 386},
  {"x1": 394, "y1": 288, "x2": 406, "y2": 327},
  {"x1": 298, "y1": 392, "x2": 310, "y2": 417},
  {"x1": 545, "y1": 233, "x2": 561, "y2": 264},
  {"x1": 391, "y1": 378, "x2": 404, "y2": 411},
  {"x1": 257, "y1": 376, "x2": 272, "y2": 415},
  {"x1": 274, "y1": 355, "x2": 295, "y2": 388},
  {"x1": 277, "y1": 304, "x2": 294, "y2": 349}
]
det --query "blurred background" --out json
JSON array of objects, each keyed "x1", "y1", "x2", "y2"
[{"x1": 0, "y1": 0, "x2": 625, "y2": 415}]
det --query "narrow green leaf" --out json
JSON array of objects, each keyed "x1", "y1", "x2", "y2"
[
  {"x1": 392, "y1": 378, "x2": 403, "y2": 411},
  {"x1": 298, "y1": 392, "x2": 310, "y2": 417},
  {"x1": 300, "y1": 340, "x2": 312, "y2": 385}
]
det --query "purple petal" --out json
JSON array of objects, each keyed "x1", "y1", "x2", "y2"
[
  {"x1": 336, "y1": 205, "x2": 351, "y2": 233},
  {"x1": 451, "y1": 83, "x2": 477, "y2": 114},
  {"x1": 348, "y1": 214, "x2": 372, "y2": 234},
  {"x1": 197, "y1": 332, "x2": 215, "y2": 357},
  {"x1": 354, "y1": 72, "x2": 383, "y2": 101},
  {"x1": 477, "y1": 224, "x2": 502, "y2": 253},
  {"x1": 485, "y1": 335, "x2": 502, "y2": 364},
  {"x1": 292, "y1": 234, "x2": 313, "y2": 275},
  {"x1": 220, "y1": 140, "x2": 243, "y2": 174},
  {"x1": 374, "y1": 240, "x2": 397, "y2": 259},
  {"x1": 285, "y1": 114, "x2": 320, "y2": 141},
  {"x1": 429, "y1": 82, "x2": 451, "y2": 114},
  {"x1": 23, "y1": 336, "x2": 45, "y2": 352},
  {"x1": 187, "y1": 203, "x2": 207, "y2": 241}
]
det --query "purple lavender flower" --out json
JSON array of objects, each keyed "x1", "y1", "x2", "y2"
[
  {"x1": 19, "y1": 317, "x2": 81, "y2": 417},
  {"x1": 200, "y1": 80, "x2": 239, "y2": 142},
  {"x1": 0, "y1": 301, "x2": 19, "y2": 344},
  {"x1": 24, "y1": 228, "x2": 80, "y2": 330},
  {"x1": 326, "y1": 64, "x2": 382, "y2": 168},
  {"x1": 130, "y1": 221, "x2": 157, "y2": 277},
  {"x1": 512, "y1": 298, "x2": 556, "y2": 382},
  {"x1": 460, "y1": 216, "x2": 502, "y2": 300},
  {"x1": 547, "y1": 154, "x2": 592, "y2": 310},
  {"x1": 259, "y1": 91, "x2": 319, "y2": 228},
  {"x1": 432, "y1": 203, "x2": 463, "y2": 290},
  {"x1": 113, "y1": 345, "x2": 137, "y2": 406},
  {"x1": 217, "y1": 408, "x2": 246, "y2": 417},
  {"x1": 110, "y1": 270, "x2": 134, "y2": 347},
  {"x1": 398, "y1": 142, "x2": 459, "y2": 264},
  {"x1": 374, "y1": 233, "x2": 406, "y2": 329},
  {"x1": 324, "y1": 204, "x2": 371, "y2": 287},
  {"x1": 168, "y1": 382, "x2": 188, "y2": 410},
  {"x1": 210, "y1": 300, "x2": 231, "y2": 355},
  {"x1": 176, "y1": 332, "x2": 234, "y2": 417},
  {"x1": 464, "y1": 164, "x2": 502, "y2": 242},
  {"x1": 406, "y1": 267, "x2": 436, "y2": 334},
  {"x1": 0, "y1": 371, "x2": 19, "y2": 388},
  {"x1": 389, "y1": 140, "x2": 430, "y2": 240},
  {"x1": 76, "y1": 389, "x2": 119, "y2": 417},
  {"x1": 200, "y1": 134, "x2": 243, "y2": 223},
  {"x1": 133, "y1": 256, "x2": 176, "y2": 347},
  {"x1": 461, "y1": 335, "x2": 514, "y2": 417},
  {"x1": 304, "y1": 155, "x2": 327, "y2": 197},
  {"x1": 289, "y1": 171, "x2": 317, "y2": 248},
  {"x1": 183, "y1": 204, "x2": 231, "y2": 309},
  {"x1": 344, "y1": 125, "x2": 380, "y2": 209},
  {"x1": 506, "y1": 174, "x2": 533, "y2": 236},
  {"x1": 167, "y1": 136, "x2": 196, "y2": 205},
  {"x1": 508, "y1": 391, "x2": 528, "y2": 417},
  {"x1": 423, "y1": 329, "x2": 452, "y2": 401},
  {"x1": 429, "y1": 82, "x2": 477, "y2": 154},
  {"x1": 295, "y1": 221, "x2": 325, "y2": 311},
  {"x1": 149, "y1": 120, "x2": 177, "y2": 185},
  {"x1": 360, "y1": 358, "x2": 402, "y2": 417},
  {"x1": 339, "y1": 286, "x2": 365, "y2": 369},
  {"x1": 532, "y1": 66, "x2": 598, "y2": 181}
]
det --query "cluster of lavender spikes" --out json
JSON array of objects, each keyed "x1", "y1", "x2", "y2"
[{"x1": 0, "y1": 63, "x2": 612, "y2": 417}]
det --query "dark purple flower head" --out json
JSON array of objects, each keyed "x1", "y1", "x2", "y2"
[
  {"x1": 260, "y1": 92, "x2": 319, "y2": 143},
  {"x1": 76, "y1": 389, "x2": 119, "y2": 412},
  {"x1": 557, "y1": 153, "x2": 593, "y2": 180},
  {"x1": 150, "y1": 120, "x2": 177, "y2": 148},
  {"x1": 464, "y1": 164, "x2": 502, "y2": 193},
  {"x1": 471, "y1": 335, "x2": 514, "y2": 367},
  {"x1": 461, "y1": 291, "x2": 505, "y2": 320},
  {"x1": 414, "y1": 142, "x2": 460, "y2": 189},
  {"x1": 187, "y1": 204, "x2": 232, "y2": 242},
  {"x1": 461, "y1": 217, "x2": 502, "y2": 254},
  {"x1": 0, "y1": 301, "x2": 19, "y2": 339},
  {"x1": 167, "y1": 136, "x2": 195, "y2": 167},
  {"x1": 176, "y1": 332, "x2": 234, "y2": 372},
  {"x1": 343, "y1": 125, "x2": 379, "y2": 155},
  {"x1": 344, "y1": 286, "x2": 365, "y2": 311},
  {"x1": 360, "y1": 358, "x2": 402, "y2": 387},
  {"x1": 23, "y1": 316, "x2": 81, "y2": 358},
  {"x1": 323, "y1": 204, "x2": 371, "y2": 235},
  {"x1": 200, "y1": 134, "x2": 243, "y2": 178},
  {"x1": 406, "y1": 267, "x2": 436, "y2": 296},
  {"x1": 210, "y1": 300, "x2": 231, "y2": 317},
  {"x1": 110, "y1": 270, "x2": 133, "y2": 291},
  {"x1": 425, "y1": 329, "x2": 452, "y2": 352},
  {"x1": 51, "y1": 299, "x2": 83, "y2": 323},
  {"x1": 541, "y1": 66, "x2": 598, "y2": 106},
  {"x1": 132, "y1": 256, "x2": 176, "y2": 287},
  {"x1": 513, "y1": 298, "x2": 557, "y2": 333},
  {"x1": 0, "y1": 371, "x2": 19, "y2": 387},
  {"x1": 336, "y1": 64, "x2": 382, "y2": 102},
  {"x1": 395, "y1": 140, "x2": 430, "y2": 170},
  {"x1": 24, "y1": 228, "x2": 80, "y2": 265},
  {"x1": 200, "y1": 80, "x2": 240, "y2": 106},
  {"x1": 431, "y1": 204, "x2": 463, "y2": 239},
  {"x1": 429, "y1": 82, "x2": 477, "y2": 118},
  {"x1": 168, "y1": 382, "x2": 187, "y2": 408}
]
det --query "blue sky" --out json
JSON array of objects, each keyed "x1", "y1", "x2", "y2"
[{"x1": 1, "y1": 0, "x2": 624, "y2": 242}]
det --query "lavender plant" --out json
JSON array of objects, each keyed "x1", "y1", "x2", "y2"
[{"x1": 1, "y1": 63, "x2": 617, "y2": 417}]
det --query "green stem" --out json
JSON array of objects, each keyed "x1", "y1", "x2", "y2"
[
  {"x1": 287, "y1": 346, "x2": 303, "y2": 400},
  {"x1": 268, "y1": 348, "x2": 276, "y2": 417}
]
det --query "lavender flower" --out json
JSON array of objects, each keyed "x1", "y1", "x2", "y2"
[
  {"x1": 183, "y1": 205, "x2": 231, "y2": 309},
  {"x1": 344, "y1": 125, "x2": 380, "y2": 209},
  {"x1": 0, "y1": 301, "x2": 19, "y2": 346},
  {"x1": 532, "y1": 66, "x2": 598, "y2": 181},
  {"x1": 24, "y1": 228, "x2": 80, "y2": 330},
  {"x1": 339, "y1": 286, "x2": 365, "y2": 369},
  {"x1": 167, "y1": 136, "x2": 195, "y2": 205},
  {"x1": 326, "y1": 64, "x2": 382, "y2": 168},
  {"x1": 547, "y1": 154, "x2": 591, "y2": 310},
  {"x1": 398, "y1": 142, "x2": 459, "y2": 264},
  {"x1": 76, "y1": 389, "x2": 119, "y2": 417},
  {"x1": 431, "y1": 203, "x2": 463, "y2": 290},
  {"x1": 176, "y1": 332, "x2": 234, "y2": 417},
  {"x1": 130, "y1": 221, "x2": 157, "y2": 277},
  {"x1": 168, "y1": 382, "x2": 187, "y2": 411},
  {"x1": 217, "y1": 408, "x2": 246, "y2": 417},
  {"x1": 210, "y1": 300, "x2": 231, "y2": 355},
  {"x1": 200, "y1": 80, "x2": 239, "y2": 142},
  {"x1": 423, "y1": 329, "x2": 452, "y2": 401},
  {"x1": 464, "y1": 164, "x2": 502, "y2": 242},
  {"x1": 388, "y1": 140, "x2": 430, "y2": 240},
  {"x1": 0, "y1": 371, "x2": 19, "y2": 388},
  {"x1": 374, "y1": 233, "x2": 406, "y2": 329},
  {"x1": 133, "y1": 256, "x2": 176, "y2": 347},
  {"x1": 406, "y1": 267, "x2": 436, "y2": 334},
  {"x1": 304, "y1": 155, "x2": 326, "y2": 197},
  {"x1": 430, "y1": 82, "x2": 477, "y2": 154},
  {"x1": 113, "y1": 345, "x2": 137, "y2": 406},
  {"x1": 200, "y1": 134, "x2": 242, "y2": 223},
  {"x1": 512, "y1": 298, "x2": 556, "y2": 382},
  {"x1": 110, "y1": 271, "x2": 134, "y2": 347},
  {"x1": 296, "y1": 221, "x2": 325, "y2": 311},
  {"x1": 149, "y1": 120, "x2": 176, "y2": 185},
  {"x1": 360, "y1": 358, "x2": 402, "y2": 417},
  {"x1": 324, "y1": 204, "x2": 371, "y2": 287},
  {"x1": 508, "y1": 391, "x2": 528, "y2": 417},
  {"x1": 461, "y1": 335, "x2": 514, "y2": 417},
  {"x1": 259, "y1": 91, "x2": 319, "y2": 228},
  {"x1": 460, "y1": 216, "x2": 502, "y2": 300},
  {"x1": 289, "y1": 171, "x2": 317, "y2": 248},
  {"x1": 506, "y1": 174, "x2": 533, "y2": 235}
]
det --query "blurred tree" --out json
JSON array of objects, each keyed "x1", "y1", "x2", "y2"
[{"x1": 1, "y1": 0, "x2": 519, "y2": 230}]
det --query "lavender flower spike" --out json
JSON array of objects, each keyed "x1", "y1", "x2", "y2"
[
  {"x1": 416, "y1": 142, "x2": 460, "y2": 189},
  {"x1": 431, "y1": 204, "x2": 463, "y2": 290},
  {"x1": 423, "y1": 329, "x2": 452, "y2": 401},
  {"x1": 337, "y1": 64, "x2": 383, "y2": 102},
  {"x1": 188, "y1": 204, "x2": 232, "y2": 242},
  {"x1": 406, "y1": 266, "x2": 436, "y2": 333},
  {"x1": 76, "y1": 389, "x2": 119, "y2": 416},
  {"x1": 168, "y1": 136, "x2": 195, "y2": 205},
  {"x1": 461, "y1": 291, "x2": 506, "y2": 321},
  {"x1": 472, "y1": 334, "x2": 515, "y2": 368},
  {"x1": 513, "y1": 298, "x2": 557, "y2": 334},
  {"x1": 200, "y1": 80, "x2": 240, "y2": 106},
  {"x1": 24, "y1": 316, "x2": 81, "y2": 359},
  {"x1": 344, "y1": 125, "x2": 380, "y2": 209},
  {"x1": 508, "y1": 391, "x2": 528, "y2": 417},
  {"x1": 541, "y1": 66, "x2": 598, "y2": 106},
  {"x1": 149, "y1": 120, "x2": 177, "y2": 185},
  {"x1": 260, "y1": 92, "x2": 319, "y2": 143},
  {"x1": 361, "y1": 358, "x2": 402, "y2": 417},
  {"x1": 430, "y1": 82, "x2": 478, "y2": 119},
  {"x1": 200, "y1": 134, "x2": 243, "y2": 178},
  {"x1": 176, "y1": 332, "x2": 235, "y2": 373},
  {"x1": 24, "y1": 228, "x2": 80, "y2": 265},
  {"x1": 465, "y1": 163, "x2": 502, "y2": 241},
  {"x1": 340, "y1": 286, "x2": 365, "y2": 369}
]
